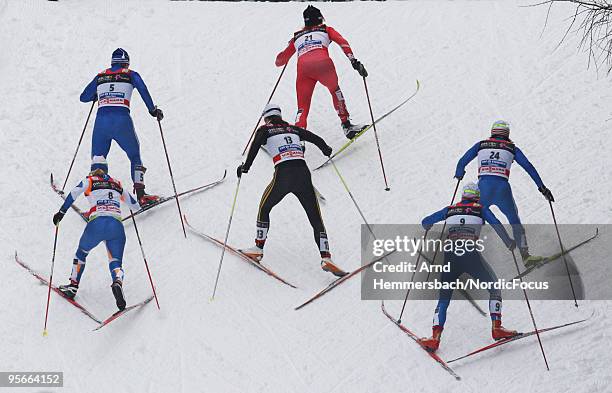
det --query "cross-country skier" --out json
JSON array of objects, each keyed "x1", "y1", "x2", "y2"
[
  {"x1": 52, "y1": 156, "x2": 141, "y2": 311},
  {"x1": 80, "y1": 48, "x2": 164, "y2": 207},
  {"x1": 454, "y1": 120, "x2": 554, "y2": 266},
  {"x1": 275, "y1": 5, "x2": 368, "y2": 139},
  {"x1": 417, "y1": 181, "x2": 518, "y2": 352},
  {"x1": 237, "y1": 103, "x2": 347, "y2": 277}
]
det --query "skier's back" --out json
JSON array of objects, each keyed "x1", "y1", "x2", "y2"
[
  {"x1": 454, "y1": 120, "x2": 554, "y2": 265},
  {"x1": 275, "y1": 6, "x2": 368, "y2": 138},
  {"x1": 53, "y1": 156, "x2": 141, "y2": 311},
  {"x1": 80, "y1": 48, "x2": 164, "y2": 207},
  {"x1": 237, "y1": 103, "x2": 347, "y2": 277}
]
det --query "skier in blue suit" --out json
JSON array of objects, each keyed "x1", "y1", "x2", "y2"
[
  {"x1": 454, "y1": 120, "x2": 554, "y2": 265},
  {"x1": 80, "y1": 48, "x2": 164, "y2": 207}
]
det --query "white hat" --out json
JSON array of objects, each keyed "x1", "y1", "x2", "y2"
[{"x1": 262, "y1": 103, "x2": 281, "y2": 118}]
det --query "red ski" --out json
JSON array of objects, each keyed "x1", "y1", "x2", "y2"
[
  {"x1": 93, "y1": 296, "x2": 154, "y2": 331},
  {"x1": 14, "y1": 252, "x2": 102, "y2": 324},
  {"x1": 381, "y1": 301, "x2": 461, "y2": 380},
  {"x1": 184, "y1": 215, "x2": 297, "y2": 289},
  {"x1": 294, "y1": 250, "x2": 396, "y2": 311},
  {"x1": 447, "y1": 313, "x2": 592, "y2": 364}
]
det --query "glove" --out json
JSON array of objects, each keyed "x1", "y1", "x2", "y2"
[
  {"x1": 454, "y1": 171, "x2": 465, "y2": 180},
  {"x1": 321, "y1": 145, "x2": 332, "y2": 157},
  {"x1": 236, "y1": 164, "x2": 248, "y2": 178},
  {"x1": 539, "y1": 185, "x2": 554, "y2": 202},
  {"x1": 351, "y1": 58, "x2": 368, "y2": 78},
  {"x1": 422, "y1": 223, "x2": 433, "y2": 231},
  {"x1": 507, "y1": 239, "x2": 516, "y2": 251},
  {"x1": 150, "y1": 106, "x2": 164, "y2": 121},
  {"x1": 53, "y1": 211, "x2": 65, "y2": 226}
]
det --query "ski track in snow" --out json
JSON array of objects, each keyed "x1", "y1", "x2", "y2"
[{"x1": 0, "y1": 1, "x2": 611, "y2": 392}]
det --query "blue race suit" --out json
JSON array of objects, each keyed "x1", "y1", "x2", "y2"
[
  {"x1": 422, "y1": 200, "x2": 513, "y2": 327},
  {"x1": 60, "y1": 174, "x2": 140, "y2": 285},
  {"x1": 80, "y1": 64, "x2": 156, "y2": 186},
  {"x1": 454, "y1": 136, "x2": 544, "y2": 250}
]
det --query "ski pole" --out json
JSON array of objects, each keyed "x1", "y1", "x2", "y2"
[
  {"x1": 43, "y1": 226, "x2": 60, "y2": 336},
  {"x1": 129, "y1": 212, "x2": 160, "y2": 310},
  {"x1": 61, "y1": 101, "x2": 95, "y2": 192},
  {"x1": 510, "y1": 249, "x2": 550, "y2": 371},
  {"x1": 330, "y1": 158, "x2": 375, "y2": 238},
  {"x1": 157, "y1": 118, "x2": 187, "y2": 238},
  {"x1": 211, "y1": 176, "x2": 242, "y2": 300},
  {"x1": 362, "y1": 76, "x2": 391, "y2": 191},
  {"x1": 547, "y1": 201, "x2": 579, "y2": 307},
  {"x1": 241, "y1": 63, "x2": 288, "y2": 156},
  {"x1": 397, "y1": 230, "x2": 428, "y2": 324}
]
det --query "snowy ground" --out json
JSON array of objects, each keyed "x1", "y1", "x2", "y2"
[{"x1": 1, "y1": 1, "x2": 611, "y2": 392}]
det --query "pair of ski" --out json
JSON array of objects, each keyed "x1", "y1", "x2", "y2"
[
  {"x1": 50, "y1": 170, "x2": 227, "y2": 223},
  {"x1": 314, "y1": 79, "x2": 420, "y2": 171},
  {"x1": 381, "y1": 301, "x2": 590, "y2": 381},
  {"x1": 185, "y1": 217, "x2": 392, "y2": 308},
  {"x1": 14, "y1": 252, "x2": 152, "y2": 330},
  {"x1": 514, "y1": 228, "x2": 599, "y2": 279}
]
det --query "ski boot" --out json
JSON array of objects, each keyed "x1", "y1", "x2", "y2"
[
  {"x1": 520, "y1": 248, "x2": 544, "y2": 268},
  {"x1": 58, "y1": 280, "x2": 79, "y2": 299},
  {"x1": 418, "y1": 325, "x2": 443, "y2": 352},
  {"x1": 342, "y1": 120, "x2": 367, "y2": 139},
  {"x1": 492, "y1": 319, "x2": 519, "y2": 340},
  {"x1": 134, "y1": 185, "x2": 161, "y2": 208},
  {"x1": 239, "y1": 245, "x2": 264, "y2": 262},
  {"x1": 111, "y1": 280, "x2": 126, "y2": 311},
  {"x1": 321, "y1": 257, "x2": 348, "y2": 278}
]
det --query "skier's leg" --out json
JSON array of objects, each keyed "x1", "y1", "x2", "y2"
[
  {"x1": 295, "y1": 64, "x2": 317, "y2": 128},
  {"x1": 463, "y1": 252, "x2": 502, "y2": 321},
  {"x1": 293, "y1": 167, "x2": 329, "y2": 258},
  {"x1": 419, "y1": 252, "x2": 459, "y2": 352},
  {"x1": 467, "y1": 252, "x2": 517, "y2": 339},
  {"x1": 113, "y1": 114, "x2": 145, "y2": 186},
  {"x1": 252, "y1": 168, "x2": 290, "y2": 252},
  {"x1": 104, "y1": 220, "x2": 127, "y2": 284},
  {"x1": 496, "y1": 181, "x2": 528, "y2": 251},
  {"x1": 71, "y1": 220, "x2": 105, "y2": 284},
  {"x1": 317, "y1": 58, "x2": 349, "y2": 124},
  {"x1": 433, "y1": 254, "x2": 459, "y2": 329},
  {"x1": 91, "y1": 114, "x2": 113, "y2": 159}
]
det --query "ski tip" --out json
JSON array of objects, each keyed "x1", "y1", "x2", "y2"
[{"x1": 42, "y1": 329, "x2": 48, "y2": 337}]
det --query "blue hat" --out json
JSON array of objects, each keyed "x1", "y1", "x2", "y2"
[
  {"x1": 111, "y1": 48, "x2": 130, "y2": 65},
  {"x1": 90, "y1": 155, "x2": 108, "y2": 173}
]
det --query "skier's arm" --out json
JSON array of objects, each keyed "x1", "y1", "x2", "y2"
[
  {"x1": 482, "y1": 206, "x2": 514, "y2": 248},
  {"x1": 131, "y1": 71, "x2": 156, "y2": 113},
  {"x1": 298, "y1": 128, "x2": 332, "y2": 156},
  {"x1": 79, "y1": 77, "x2": 98, "y2": 103},
  {"x1": 326, "y1": 26, "x2": 354, "y2": 59},
  {"x1": 454, "y1": 142, "x2": 479, "y2": 179},
  {"x1": 121, "y1": 188, "x2": 142, "y2": 212},
  {"x1": 514, "y1": 147, "x2": 544, "y2": 188},
  {"x1": 421, "y1": 207, "x2": 448, "y2": 230},
  {"x1": 243, "y1": 128, "x2": 266, "y2": 171},
  {"x1": 60, "y1": 178, "x2": 89, "y2": 213},
  {"x1": 275, "y1": 39, "x2": 296, "y2": 67}
]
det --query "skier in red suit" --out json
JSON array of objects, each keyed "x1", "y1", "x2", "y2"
[{"x1": 275, "y1": 6, "x2": 368, "y2": 139}]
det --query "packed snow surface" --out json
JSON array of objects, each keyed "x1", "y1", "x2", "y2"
[{"x1": 1, "y1": 1, "x2": 611, "y2": 392}]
